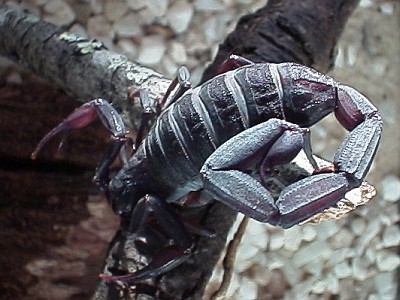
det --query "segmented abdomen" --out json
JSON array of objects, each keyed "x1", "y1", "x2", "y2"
[{"x1": 143, "y1": 63, "x2": 286, "y2": 189}]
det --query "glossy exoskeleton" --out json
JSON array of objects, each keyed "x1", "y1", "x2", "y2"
[{"x1": 32, "y1": 56, "x2": 382, "y2": 283}]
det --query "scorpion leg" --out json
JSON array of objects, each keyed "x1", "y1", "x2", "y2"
[
  {"x1": 131, "y1": 67, "x2": 192, "y2": 149},
  {"x1": 133, "y1": 89, "x2": 159, "y2": 150},
  {"x1": 100, "y1": 194, "x2": 193, "y2": 284},
  {"x1": 217, "y1": 54, "x2": 254, "y2": 74},
  {"x1": 161, "y1": 66, "x2": 191, "y2": 109},
  {"x1": 32, "y1": 99, "x2": 127, "y2": 193}
]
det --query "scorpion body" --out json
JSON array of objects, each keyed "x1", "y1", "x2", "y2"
[{"x1": 33, "y1": 59, "x2": 382, "y2": 283}]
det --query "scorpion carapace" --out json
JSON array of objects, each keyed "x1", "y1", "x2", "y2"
[{"x1": 32, "y1": 55, "x2": 382, "y2": 284}]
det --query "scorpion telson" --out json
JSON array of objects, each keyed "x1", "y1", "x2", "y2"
[{"x1": 32, "y1": 56, "x2": 382, "y2": 284}]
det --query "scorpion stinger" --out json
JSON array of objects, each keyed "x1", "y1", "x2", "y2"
[{"x1": 161, "y1": 66, "x2": 192, "y2": 109}]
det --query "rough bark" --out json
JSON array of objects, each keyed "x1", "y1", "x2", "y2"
[
  {"x1": 0, "y1": 0, "x2": 360, "y2": 299},
  {"x1": 202, "y1": 0, "x2": 360, "y2": 82}
]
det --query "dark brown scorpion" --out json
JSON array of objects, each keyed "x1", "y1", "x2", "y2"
[{"x1": 32, "y1": 56, "x2": 382, "y2": 284}]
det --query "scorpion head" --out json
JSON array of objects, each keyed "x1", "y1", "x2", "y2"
[
  {"x1": 108, "y1": 157, "x2": 149, "y2": 216},
  {"x1": 109, "y1": 174, "x2": 139, "y2": 216}
]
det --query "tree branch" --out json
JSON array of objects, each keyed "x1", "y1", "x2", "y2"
[
  {"x1": 0, "y1": 4, "x2": 171, "y2": 129},
  {"x1": 202, "y1": 0, "x2": 360, "y2": 82}
]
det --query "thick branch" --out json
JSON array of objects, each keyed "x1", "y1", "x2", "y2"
[{"x1": 202, "y1": 0, "x2": 360, "y2": 82}]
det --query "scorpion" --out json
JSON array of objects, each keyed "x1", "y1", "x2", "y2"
[{"x1": 32, "y1": 56, "x2": 382, "y2": 284}]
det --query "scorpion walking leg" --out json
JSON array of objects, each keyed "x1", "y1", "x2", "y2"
[
  {"x1": 217, "y1": 54, "x2": 254, "y2": 74},
  {"x1": 161, "y1": 66, "x2": 191, "y2": 109},
  {"x1": 132, "y1": 67, "x2": 192, "y2": 149},
  {"x1": 133, "y1": 89, "x2": 159, "y2": 150},
  {"x1": 32, "y1": 99, "x2": 127, "y2": 193},
  {"x1": 101, "y1": 194, "x2": 194, "y2": 284}
]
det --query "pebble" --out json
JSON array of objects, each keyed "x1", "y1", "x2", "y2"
[
  {"x1": 374, "y1": 272, "x2": 396, "y2": 299},
  {"x1": 304, "y1": 261, "x2": 323, "y2": 277},
  {"x1": 352, "y1": 257, "x2": 369, "y2": 281},
  {"x1": 104, "y1": 0, "x2": 129, "y2": 22},
  {"x1": 161, "y1": 56, "x2": 178, "y2": 78},
  {"x1": 301, "y1": 225, "x2": 317, "y2": 242},
  {"x1": 292, "y1": 241, "x2": 330, "y2": 267},
  {"x1": 315, "y1": 220, "x2": 340, "y2": 241},
  {"x1": 382, "y1": 225, "x2": 400, "y2": 248},
  {"x1": 145, "y1": 0, "x2": 169, "y2": 17},
  {"x1": 237, "y1": 277, "x2": 258, "y2": 300},
  {"x1": 166, "y1": 0, "x2": 194, "y2": 34},
  {"x1": 269, "y1": 232, "x2": 284, "y2": 251},
  {"x1": 381, "y1": 175, "x2": 400, "y2": 202},
  {"x1": 69, "y1": 23, "x2": 88, "y2": 38},
  {"x1": 168, "y1": 42, "x2": 188, "y2": 65},
  {"x1": 137, "y1": 35, "x2": 167, "y2": 65},
  {"x1": 87, "y1": 15, "x2": 114, "y2": 48},
  {"x1": 327, "y1": 248, "x2": 356, "y2": 267},
  {"x1": 194, "y1": 0, "x2": 225, "y2": 11},
  {"x1": 279, "y1": 256, "x2": 302, "y2": 286},
  {"x1": 379, "y1": 2, "x2": 394, "y2": 15},
  {"x1": 43, "y1": 0, "x2": 75, "y2": 26},
  {"x1": 116, "y1": 38, "x2": 138, "y2": 60},
  {"x1": 376, "y1": 251, "x2": 400, "y2": 272},
  {"x1": 283, "y1": 226, "x2": 302, "y2": 251},
  {"x1": 325, "y1": 273, "x2": 340, "y2": 294},
  {"x1": 330, "y1": 227, "x2": 354, "y2": 249},
  {"x1": 114, "y1": 13, "x2": 142, "y2": 37},
  {"x1": 202, "y1": 16, "x2": 227, "y2": 43},
  {"x1": 334, "y1": 261, "x2": 352, "y2": 279},
  {"x1": 351, "y1": 218, "x2": 367, "y2": 236},
  {"x1": 235, "y1": 243, "x2": 259, "y2": 272},
  {"x1": 356, "y1": 218, "x2": 381, "y2": 255},
  {"x1": 90, "y1": 0, "x2": 103, "y2": 14}
]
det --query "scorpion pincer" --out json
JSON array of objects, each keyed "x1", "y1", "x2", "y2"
[{"x1": 32, "y1": 57, "x2": 382, "y2": 283}]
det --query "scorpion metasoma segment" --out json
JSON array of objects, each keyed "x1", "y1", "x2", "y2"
[{"x1": 32, "y1": 56, "x2": 382, "y2": 284}]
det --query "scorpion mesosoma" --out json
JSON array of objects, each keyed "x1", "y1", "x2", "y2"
[{"x1": 32, "y1": 56, "x2": 382, "y2": 284}]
